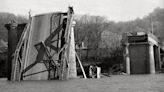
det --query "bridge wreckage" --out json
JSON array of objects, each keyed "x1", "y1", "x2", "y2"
[{"x1": 6, "y1": 7, "x2": 86, "y2": 81}]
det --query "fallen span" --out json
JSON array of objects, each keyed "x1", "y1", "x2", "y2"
[{"x1": 6, "y1": 7, "x2": 86, "y2": 81}]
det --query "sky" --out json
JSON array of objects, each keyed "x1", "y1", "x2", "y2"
[{"x1": 0, "y1": 0, "x2": 164, "y2": 22}]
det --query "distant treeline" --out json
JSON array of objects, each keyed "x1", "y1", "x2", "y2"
[{"x1": 74, "y1": 7, "x2": 164, "y2": 47}]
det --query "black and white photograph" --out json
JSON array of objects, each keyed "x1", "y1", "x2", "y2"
[{"x1": 0, "y1": 0, "x2": 164, "y2": 92}]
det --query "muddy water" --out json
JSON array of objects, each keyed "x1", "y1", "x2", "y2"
[{"x1": 0, "y1": 74, "x2": 164, "y2": 92}]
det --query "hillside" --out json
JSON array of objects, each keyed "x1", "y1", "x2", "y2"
[
  {"x1": 74, "y1": 7, "x2": 164, "y2": 66},
  {"x1": 74, "y1": 8, "x2": 164, "y2": 46}
]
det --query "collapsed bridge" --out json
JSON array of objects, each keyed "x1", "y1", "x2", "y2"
[{"x1": 6, "y1": 7, "x2": 86, "y2": 81}]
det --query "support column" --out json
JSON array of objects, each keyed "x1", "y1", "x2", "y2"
[
  {"x1": 125, "y1": 43, "x2": 130, "y2": 74},
  {"x1": 148, "y1": 42, "x2": 155, "y2": 74},
  {"x1": 5, "y1": 21, "x2": 18, "y2": 80},
  {"x1": 158, "y1": 47, "x2": 162, "y2": 70},
  {"x1": 68, "y1": 21, "x2": 77, "y2": 78},
  {"x1": 154, "y1": 46, "x2": 161, "y2": 71}
]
